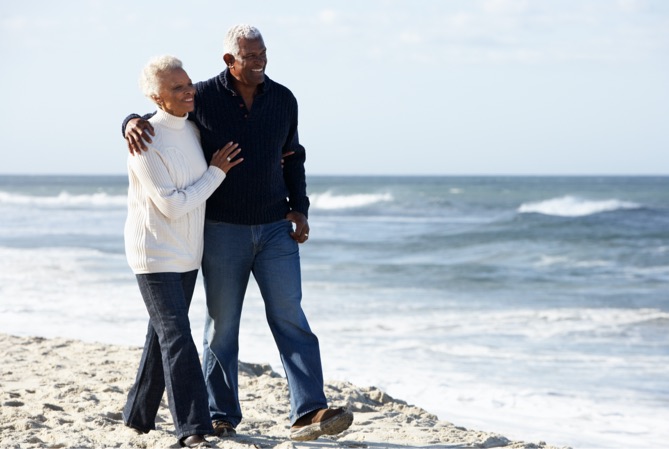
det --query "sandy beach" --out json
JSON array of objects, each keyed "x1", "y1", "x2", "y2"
[{"x1": 0, "y1": 333, "x2": 570, "y2": 449}]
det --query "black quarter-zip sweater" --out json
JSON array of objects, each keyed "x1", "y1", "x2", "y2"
[{"x1": 123, "y1": 69, "x2": 309, "y2": 225}]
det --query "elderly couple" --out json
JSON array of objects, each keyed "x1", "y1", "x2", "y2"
[{"x1": 122, "y1": 24, "x2": 353, "y2": 448}]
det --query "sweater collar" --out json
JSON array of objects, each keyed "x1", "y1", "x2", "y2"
[
  {"x1": 220, "y1": 68, "x2": 271, "y2": 96},
  {"x1": 152, "y1": 108, "x2": 188, "y2": 130}
]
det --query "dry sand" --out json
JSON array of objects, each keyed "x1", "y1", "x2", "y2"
[{"x1": 0, "y1": 333, "x2": 570, "y2": 449}]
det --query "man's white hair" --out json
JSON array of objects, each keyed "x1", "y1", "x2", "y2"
[
  {"x1": 139, "y1": 55, "x2": 183, "y2": 99},
  {"x1": 224, "y1": 24, "x2": 263, "y2": 57}
]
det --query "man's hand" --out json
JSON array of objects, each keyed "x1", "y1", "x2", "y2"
[
  {"x1": 286, "y1": 211, "x2": 310, "y2": 244},
  {"x1": 125, "y1": 118, "x2": 155, "y2": 155},
  {"x1": 281, "y1": 150, "x2": 295, "y2": 168}
]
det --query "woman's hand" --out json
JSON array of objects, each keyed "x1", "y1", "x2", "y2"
[{"x1": 210, "y1": 142, "x2": 243, "y2": 174}]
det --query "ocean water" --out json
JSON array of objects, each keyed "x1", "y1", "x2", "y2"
[{"x1": 0, "y1": 175, "x2": 667, "y2": 449}]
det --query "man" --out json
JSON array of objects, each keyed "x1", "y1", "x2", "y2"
[{"x1": 123, "y1": 25, "x2": 353, "y2": 442}]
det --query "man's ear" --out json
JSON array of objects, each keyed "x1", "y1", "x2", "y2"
[{"x1": 223, "y1": 53, "x2": 235, "y2": 68}]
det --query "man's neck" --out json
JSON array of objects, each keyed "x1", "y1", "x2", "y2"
[{"x1": 230, "y1": 77, "x2": 260, "y2": 110}]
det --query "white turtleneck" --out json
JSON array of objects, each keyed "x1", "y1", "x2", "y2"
[{"x1": 124, "y1": 109, "x2": 225, "y2": 274}]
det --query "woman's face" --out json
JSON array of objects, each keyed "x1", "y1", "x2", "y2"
[{"x1": 154, "y1": 68, "x2": 195, "y2": 117}]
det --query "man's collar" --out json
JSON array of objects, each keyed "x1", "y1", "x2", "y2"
[{"x1": 220, "y1": 68, "x2": 271, "y2": 95}]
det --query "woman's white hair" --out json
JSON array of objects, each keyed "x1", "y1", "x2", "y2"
[
  {"x1": 138, "y1": 55, "x2": 183, "y2": 99},
  {"x1": 224, "y1": 24, "x2": 263, "y2": 57}
]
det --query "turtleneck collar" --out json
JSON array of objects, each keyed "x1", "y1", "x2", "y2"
[{"x1": 152, "y1": 108, "x2": 188, "y2": 130}]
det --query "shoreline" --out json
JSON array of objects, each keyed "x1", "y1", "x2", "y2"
[{"x1": 0, "y1": 333, "x2": 569, "y2": 449}]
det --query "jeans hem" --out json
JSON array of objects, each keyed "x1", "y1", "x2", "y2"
[
  {"x1": 123, "y1": 414, "x2": 154, "y2": 434},
  {"x1": 176, "y1": 426, "x2": 215, "y2": 441},
  {"x1": 291, "y1": 404, "x2": 328, "y2": 426}
]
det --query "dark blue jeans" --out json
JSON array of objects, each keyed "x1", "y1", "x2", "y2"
[
  {"x1": 123, "y1": 270, "x2": 213, "y2": 440},
  {"x1": 201, "y1": 219, "x2": 327, "y2": 426}
]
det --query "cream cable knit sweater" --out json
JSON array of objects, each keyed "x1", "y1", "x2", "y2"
[{"x1": 124, "y1": 108, "x2": 226, "y2": 274}]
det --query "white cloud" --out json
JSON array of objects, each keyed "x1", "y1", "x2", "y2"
[
  {"x1": 617, "y1": 0, "x2": 649, "y2": 13},
  {"x1": 399, "y1": 31, "x2": 423, "y2": 44},
  {"x1": 1, "y1": 16, "x2": 60, "y2": 32},
  {"x1": 482, "y1": 0, "x2": 530, "y2": 15},
  {"x1": 1, "y1": 16, "x2": 29, "y2": 31},
  {"x1": 319, "y1": 9, "x2": 338, "y2": 23}
]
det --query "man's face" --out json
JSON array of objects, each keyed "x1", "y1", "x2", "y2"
[{"x1": 230, "y1": 37, "x2": 267, "y2": 88}]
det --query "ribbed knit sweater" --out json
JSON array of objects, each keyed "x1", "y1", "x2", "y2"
[
  {"x1": 124, "y1": 109, "x2": 226, "y2": 274},
  {"x1": 124, "y1": 70, "x2": 309, "y2": 225}
]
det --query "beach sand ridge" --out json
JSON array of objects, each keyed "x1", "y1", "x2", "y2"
[{"x1": 0, "y1": 333, "x2": 569, "y2": 449}]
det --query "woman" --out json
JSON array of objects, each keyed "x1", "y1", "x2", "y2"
[{"x1": 122, "y1": 55, "x2": 242, "y2": 448}]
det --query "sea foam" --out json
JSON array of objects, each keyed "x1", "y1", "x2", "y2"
[
  {"x1": 0, "y1": 191, "x2": 127, "y2": 208},
  {"x1": 310, "y1": 191, "x2": 393, "y2": 210},
  {"x1": 518, "y1": 195, "x2": 640, "y2": 217}
]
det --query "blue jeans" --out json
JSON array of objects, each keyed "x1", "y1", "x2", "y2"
[
  {"x1": 201, "y1": 219, "x2": 327, "y2": 426},
  {"x1": 123, "y1": 270, "x2": 213, "y2": 440}
]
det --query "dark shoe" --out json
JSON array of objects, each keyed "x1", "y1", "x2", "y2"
[
  {"x1": 179, "y1": 434, "x2": 211, "y2": 448},
  {"x1": 290, "y1": 407, "x2": 354, "y2": 441},
  {"x1": 124, "y1": 423, "x2": 149, "y2": 435},
  {"x1": 211, "y1": 419, "x2": 237, "y2": 437}
]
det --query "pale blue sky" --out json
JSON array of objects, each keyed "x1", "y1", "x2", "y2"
[{"x1": 2, "y1": 0, "x2": 668, "y2": 175}]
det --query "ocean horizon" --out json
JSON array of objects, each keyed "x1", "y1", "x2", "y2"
[{"x1": 1, "y1": 174, "x2": 667, "y2": 449}]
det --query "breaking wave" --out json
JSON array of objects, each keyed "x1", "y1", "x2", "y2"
[
  {"x1": 310, "y1": 191, "x2": 393, "y2": 210},
  {"x1": 518, "y1": 196, "x2": 641, "y2": 217}
]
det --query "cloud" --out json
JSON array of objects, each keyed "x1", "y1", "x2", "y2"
[
  {"x1": 391, "y1": 2, "x2": 668, "y2": 65},
  {"x1": 617, "y1": 0, "x2": 649, "y2": 13},
  {"x1": 1, "y1": 16, "x2": 60, "y2": 32},
  {"x1": 399, "y1": 32, "x2": 423, "y2": 44},
  {"x1": 482, "y1": 0, "x2": 530, "y2": 14},
  {"x1": 0, "y1": 15, "x2": 68, "y2": 50},
  {"x1": 1, "y1": 16, "x2": 29, "y2": 31},
  {"x1": 319, "y1": 9, "x2": 338, "y2": 23}
]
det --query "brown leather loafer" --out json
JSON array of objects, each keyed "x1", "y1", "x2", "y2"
[
  {"x1": 212, "y1": 419, "x2": 237, "y2": 437},
  {"x1": 290, "y1": 407, "x2": 354, "y2": 441}
]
